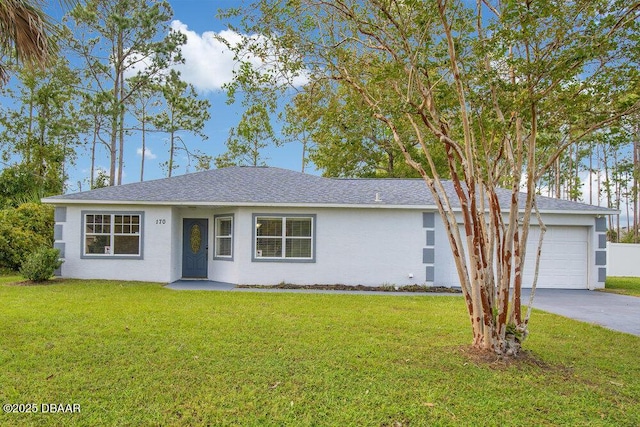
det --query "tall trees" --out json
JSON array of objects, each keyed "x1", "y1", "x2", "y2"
[
  {"x1": 153, "y1": 69, "x2": 210, "y2": 177},
  {"x1": 283, "y1": 79, "x2": 441, "y2": 178},
  {"x1": 127, "y1": 74, "x2": 159, "y2": 181},
  {"x1": 0, "y1": 57, "x2": 83, "y2": 205},
  {"x1": 215, "y1": 103, "x2": 273, "y2": 168},
  {"x1": 1, "y1": 0, "x2": 212, "y2": 194},
  {"x1": 221, "y1": 0, "x2": 640, "y2": 355},
  {"x1": 67, "y1": 0, "x2": 185, "y2": 186}
]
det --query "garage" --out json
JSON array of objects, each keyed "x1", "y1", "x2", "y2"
[
  {"x1": 523, "y1": 226, "x2": 589, "y2": 289},
  {"x1": 436, "y1": 224, "x2": 590, "y2": 289}
]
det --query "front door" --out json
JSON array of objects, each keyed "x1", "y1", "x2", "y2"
[{"x1": 182, "y1": 218, "x2": 208, "y2": 278}]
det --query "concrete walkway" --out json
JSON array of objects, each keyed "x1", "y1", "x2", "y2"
[
  {"x1": 166, "y1": 281, "x2": 640, "y2": 336},
  {"x1": 166, "y1": 280, "x2": 236, "y2": 291},
  {"x1": 166, "y1": 280, "x2": 460, "y2": 296}
]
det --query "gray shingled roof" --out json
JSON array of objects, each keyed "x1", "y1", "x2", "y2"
[{"x1": 43, "y1": 166, "x2": 615, "y2": 213}]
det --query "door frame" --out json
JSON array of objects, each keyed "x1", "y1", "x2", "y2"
[{"x1": 182, "y1": 218, "x2": 209, "y2": 278}]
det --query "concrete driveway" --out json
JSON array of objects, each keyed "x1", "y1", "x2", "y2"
[{"x1": 523, "y1": 289, "x2": 640, "y2": 336}]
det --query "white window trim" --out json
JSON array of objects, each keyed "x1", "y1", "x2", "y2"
[
  {"x1": 213, "y1": 214, "x2": 234, "y2": 260},
  {"x1": 252, "y1": 214, "x2": 316, "y2": 263},
  {"x1": 81, "y1": 211, "x2": 144, "y2": 259}
]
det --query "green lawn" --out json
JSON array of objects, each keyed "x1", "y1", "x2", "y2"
[
  {"x1": 0, "y1": 274, "x2": 21, "y2": 285},
  {"x1": 604, "y1": 276, "x2": 640, "y2": 297},
  {"x1": 1, "y1": 279, "x2": 638, "y2": 426}
]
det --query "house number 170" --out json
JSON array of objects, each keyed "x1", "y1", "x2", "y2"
[{"x1": 156, "y1": 219, "x2": 166, "y2": 224}]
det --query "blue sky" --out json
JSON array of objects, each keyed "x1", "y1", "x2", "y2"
[
  {"x1": 166, "y1": 0, "x2": 312, "y2": 173},
  {"x1": 3, "y1": 1, "x2": 627, "y2": 213},
  {"x1": 42, "y1": 0, "x2": 315, "y2": 192}
]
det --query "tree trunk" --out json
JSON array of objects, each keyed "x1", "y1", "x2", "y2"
[
  {"x1": 117, "y1": 26, "x2": 125, "y2": 186},
  {"x1": 555, "y1": 157, "x2": 561, "y2": 198},
  {"x1": 90, "y1": 123, "x2": 97, "y2": 189},
  {"x1": 109, "y1": 114, "x2": 118, "y2": 187},
  {"x1": 634, "y1": 123, "x2": 639, "y2": 242},
  {"x1": 589, "y1": 143, "x2": 593, "y2": 205},
  {"x1": 301, "y1": 140, "x2": 306, "y2": 173},
  {"x1": 574, "y1": 144, "x2": 580, "y2": 201},
  {"x1": 168, "y1": 131, "x2": 175, "y2": 178},
  {"x1": 603, "y1": 145, "x2": 613, "y2": 233},
  {"x1": 140, "y1": 117, "x2": 146, "y2": 182}
]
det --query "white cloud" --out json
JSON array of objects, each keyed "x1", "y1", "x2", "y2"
[
  {"x1": 122, "y1": 50, "x2": 153, "y2": 80},
  {"x1": 170, "y1": 20, "x2": 308, "y2": 93},
  {"x1": 170, "y1": 21, "x2": 240, "y2": 92},
  {"x1": 137, "y1": 147, "x2": 157, "y2": 159}
]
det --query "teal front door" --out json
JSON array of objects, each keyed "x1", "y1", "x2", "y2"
[{"x1": 182, "y1": 218, "x2": 208, "y2": 278}]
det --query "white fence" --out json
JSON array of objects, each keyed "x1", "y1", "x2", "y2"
[{"x1": 607, "y1": 243, "x2": 640, "y2": 277}]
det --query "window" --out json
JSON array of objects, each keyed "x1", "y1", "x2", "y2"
[
  {"x1": 254, "y1": 215, "x2": 315, "y2": 261},
  {"x1": 214, "y1": 215, "x2": 233, "y2": 259},
  {"x1": 83, "y1": 212, "x2": 143, "y2": 258}
]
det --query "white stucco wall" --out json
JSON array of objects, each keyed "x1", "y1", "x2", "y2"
[
  {"x1": 608, "y1": 243, "x2": 640, "y2": 277},
  {"x1": 54, "y1": 203, "x2": 606, "y2": 289},
  {"x1": 169, "y1": 206, "x2": 428, "y2": 286},
  {"x1": 56, "y1": 204, "x2": 174, "y2": 282},
  {"x1": 229, "y1": 207, "x2": 426, "y2": 286}
]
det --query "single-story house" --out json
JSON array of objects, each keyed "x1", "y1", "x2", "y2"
[{"x1": 43, "y1": 166, "x2": 613, "y2": 289}]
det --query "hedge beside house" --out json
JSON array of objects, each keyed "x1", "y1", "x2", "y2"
[{"x1": 0, "y1": 203, "x2": 54, "y2": 271}]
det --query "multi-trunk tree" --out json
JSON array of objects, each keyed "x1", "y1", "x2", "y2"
[{"x1": 222, "y1": 0, "x2": 640, "y2": 355}]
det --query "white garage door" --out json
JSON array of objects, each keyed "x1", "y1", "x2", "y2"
[
  {"x1": 436, "y1": 225, "x2": 589, "y2": 289},
  {"x1": 523, "y1": 226, "x2": 588, "y2": 289}
]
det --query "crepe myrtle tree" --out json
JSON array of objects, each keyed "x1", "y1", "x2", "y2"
[{"x1": 221, "y1": 0, "x2": 640, "y2": 355}]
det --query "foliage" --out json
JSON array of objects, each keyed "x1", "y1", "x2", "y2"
[
  {"x1": 620, "y1": 229, "x2": 640, "y2": 244},
  {"x1": 215, "y1": 102, "x2": 273, "y2": 168},
  {"x1": 19, "y1": 247, "x2": 62, "y2": 282},
  {"x1": 283, "y1": 66, "x2": 444, "y2": 178},
  {"x1": 66, "y1": 0, "x2": 186, "y2": 185},
  {"x1": 91, "y1": 169, "x2": 110, "y2": 190},
  {"x1": 0, "y1": 202, "x2": 54, "y2": 270},
  {"x1": 0, "y1": 281, "x2": 638, "y2": 425},
  {"x1": 0, "y1": 165, "x2": 55, "y2": 209},
  {"x1": 0, "y1": 56, "x2": 83, "y2": 199},
  {"x1": 220, "y1": 0, "x2": 640, "y2": 355},
  {"x1": 0, "y1": 0, "x2": 61, "y2": 84},
  {"x1": 152, "y1": 69, "x2": 211, "y2": 177},
  {"x1": 126, "y1": 74, "x2": 161, "y2": 182}
]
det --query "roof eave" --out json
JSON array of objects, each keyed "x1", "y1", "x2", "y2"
[
  {"x1": 41, "y1": 198, "x2": 618, "y2": 215},
  {"x1": 42, "y1": 198, "x2": 437, "y2": 209}
]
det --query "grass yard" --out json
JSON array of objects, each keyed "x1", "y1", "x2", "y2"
[
  {"x1": 0, "y1": 274, "x2": 21, "y2": 285},
  {"x1": 1, "y1": 279, "x2": 638, "y2": 426},
  {"x1": 604, "y1": 276, "x2": 640, "y2": 297}
]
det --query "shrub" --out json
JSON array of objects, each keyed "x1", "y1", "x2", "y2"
[
  {"x1": 0, "y1": 203, "x2": 54, "y2": 270},
  {"x1": 19, "y1": 247, "x2": 63, "y2": 282}
]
